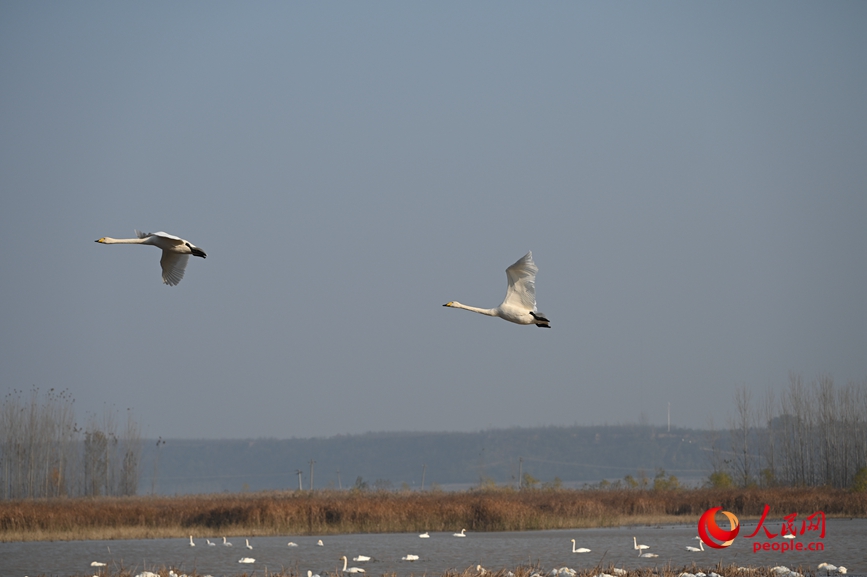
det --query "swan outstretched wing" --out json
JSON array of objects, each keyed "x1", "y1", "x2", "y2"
[
  {"x1": 137, "y1": 230, "x2": 184, "y2": 242},
  {"x1": 502, "y1": 251, "x2": 538, "y2": 311},
  {"x1": 160, "y1": 253, "x2": 190, "y2": 286}
]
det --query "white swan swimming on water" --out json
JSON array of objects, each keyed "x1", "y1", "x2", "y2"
[
  {"x1": 223, "y1": 536, "x2": 232, "y2": 546},
  {"x1": 96, "y1": 230, "x2": 207, "y2": 286},
  {"x1": 443, "y1": 251, "x2": 550, "y2": 328},
  {"x1": 633, "y1": 537, "x2": 649, "y2": 551},
  {"x1": 639, "y1": 551, "x2": 658, "y2": 558},
  {"x1": 288, "y1": 542, "x2": 298, "y2": 547},
  {"x1": 317, "y1": 539, "x2": 324, "y2": 546},
  {"x1": 419, "y1": 532, "x2": 430, "y2": 538},
  {"x1": 686, "y1": 537, "x2": 704, "y2": 552},
  {"x1": 189, "y1": 535, "x2": 195, "y2": 547},
  {"x1": 206, "y1": 539, "x2": 215, "y2": 546},
  {"x1": 352, "y1": 556, "x2": 371, "y2": 562},
  {"x1": 238, "y1": 557, "x2": 255, "y2": 564},
  {"x1": 453, "y1": 528, "x2": 467, "y2": 537},
  {"x1": 402, "y1": 555, "x2": 419, "y2": 561},
  {"x1": 341, "y1": 556, "x2": 366, "y2": 573},
  {"x1": 570, "y1": 539, "x2": 591, "y2": 553}
]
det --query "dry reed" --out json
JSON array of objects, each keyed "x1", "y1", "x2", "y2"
[{"x1": 2, "y1": 487, "x2": 864, "y2": 542}]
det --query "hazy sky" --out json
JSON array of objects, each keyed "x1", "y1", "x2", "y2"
[{"x1": 1, "y1": 2, "x2": 865, "y2": 440}]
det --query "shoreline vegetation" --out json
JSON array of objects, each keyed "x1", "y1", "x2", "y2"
[
  {"x1": 2, "y1": 487, "x2": 865, "y2": 543},
  {"x1": 56, "y1": 564, "x2": 825, "y2": 577}
]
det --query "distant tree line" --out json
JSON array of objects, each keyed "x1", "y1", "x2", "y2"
[
  {"x1": 0, "y1": 387, "x2": 142, "y2": 499},
  {"x1": 710, "y1": 374, "x2": 867, "y2": 489}
]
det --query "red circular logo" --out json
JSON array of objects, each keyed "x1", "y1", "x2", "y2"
[{"x1": 698, "y1": 507, "x2": 740, "y2": 549}]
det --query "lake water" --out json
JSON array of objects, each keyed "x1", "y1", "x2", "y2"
[{"x1": 2, "y1": 519, "x2": 865, "y2": 577}]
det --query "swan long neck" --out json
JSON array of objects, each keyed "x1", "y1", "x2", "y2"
[
  {"x1": 447, "y1": 302, "x2": 498, "y2": 317},
  {"x1": 98, "y1": 237, "x2": 148, "y2": 245},
  {"x1": 342, "y1": 557, "x2": 348, "y2": 571}
]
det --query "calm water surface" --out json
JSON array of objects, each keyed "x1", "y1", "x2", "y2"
[{"x1": 2, "y1": 520, "x2": 865, "y2": 577}]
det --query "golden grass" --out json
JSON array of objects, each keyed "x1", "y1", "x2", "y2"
[{"x1": 2, "y1": 486, "x2": 864, "y2": 542}]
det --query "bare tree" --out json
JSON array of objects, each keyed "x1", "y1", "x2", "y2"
[
  {"x1": 729, "y1": 385, "x2": 760, "y2": 487},
  {"x1": 151, "y1": 437, "x2": 166, "y2": 495},
  {"x1": 779, "y1": 373, "x2": 816, "y2": 485},
  {"x1": 0, "y1": 389, "x2": 81, "y2": 498},
  {"x1": 119, "y1": 409, "x2": 142, "y2": 496},
  {"x1": 759, "y1": 387, "x2": 778, "y2": 486}
]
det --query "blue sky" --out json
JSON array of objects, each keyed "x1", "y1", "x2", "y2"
[{"x1": 1, "y1": 2, "x2": 865, "y2": 439}]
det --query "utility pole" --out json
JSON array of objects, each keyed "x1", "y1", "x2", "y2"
[
  {"x1": 421, "y1": 464, "x2": 426, "y2": 491},
  {"x1": 295, "y1": 469, "x2": 303, "y2": 491},
  {"x1": 309, "y1": 459, "x2": 315, "y2": 492}
]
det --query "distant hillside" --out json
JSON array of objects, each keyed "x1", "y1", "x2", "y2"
[{"x1": 139, "y1": 425, "x2": 712, "y2": 495}]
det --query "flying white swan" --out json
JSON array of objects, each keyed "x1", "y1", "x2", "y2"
[
  {"x1": 341, "y1": 556, "x2": 366, "y2": 573},
  {"x1": 96, "y1": 230, "x2": 207, "y2": 286},
  {"x1": 443, "y1": 251, "x2": 550, "y2": 328},
  {"x1": 633, "y1": 537, "x2": 649, "y2": 551},
  {"x1": 570, "y1": 539, "x2": 591, "y2": 553},
  {"x1": 223, "y1": 536, "x2": 232, "y2": 547},
  {"x1": 419, "y1": 532, "x2": 430, "y2": 538},
  {"x1": 402, "y1": 555, "x2": 419, "y2": 561},
  {"x1": 453, "y1": 528, "x2": 467, "y2": 537},
  {"x1": 246, "y1": 538, "x2": 253, "y2": 549}
]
